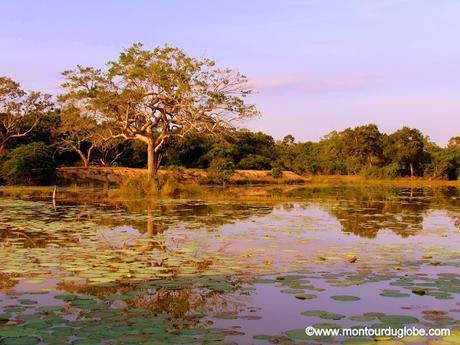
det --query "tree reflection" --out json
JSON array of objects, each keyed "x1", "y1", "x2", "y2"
[
  {"x1": 57, "y1": 275, "x2": 249, "y2": 328},
  {"x1": 322, "y1": 188, "x2": 433, "y2": 238}
]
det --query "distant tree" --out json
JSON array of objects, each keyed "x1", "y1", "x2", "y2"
[
  {"x1": 0, "y1": 76, "x2": 53, "y2": 153},
  {"x1": 60, "y1": 43, "x2": 258, "y2": 178},
  {"x1": 384, "y1": 127, "x2": 425, "y2": 177},
  {"x1": 53, "y1": 107, "x2": 110, "y2": 167},
  {"x1": 97, "y1": 139, "x2": 125, "y2": 166},
  {"x1": 342, "y1": 124, "x2": 383, "y2": 167},
  {"x1": 448, "y1": 136, "x2": 460, "y2": 149},
  {"x1": 282, "y1": 134, "x2": 295, "y2": 146},
  {"x1": 317, "y1": 131, "x2": 347, "y2": 174},
  {"x1": 426, "y1": 136, "x2": 460, "y2": 180},
  {"x1": 163, "y1": 132, "x2": 210, "y2": 168},
  {"x1": 232, "y1": 130, "x2": 275, "y2": 163},
  {"x1": 117, "y1": 141, "x2": 147, "y2": 168}
]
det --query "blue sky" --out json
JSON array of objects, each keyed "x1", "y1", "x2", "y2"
[{"x1": 1, "y1": 0, "x2": 459, "y2": 145}]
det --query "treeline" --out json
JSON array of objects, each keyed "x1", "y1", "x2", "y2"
[
  {"x1": 1, "y1": 75, "x2": 459, "y2": 185},
  {"x1": 161, "y1": 125, "x2": 460, "y2": 180},
  {"x1": 1, "y1": 105, "x2": 459, "y2": 184}
]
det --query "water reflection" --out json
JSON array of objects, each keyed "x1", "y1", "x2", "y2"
[
  {"x1": 325, "y1": 188, "x2": 431, "y2": 238},
  {"x1": 1, "y1": 186, "x2": 459, "y2": 250},
  {"x1": 0, "y1": 186, "x2": 459, "y2": 344}
]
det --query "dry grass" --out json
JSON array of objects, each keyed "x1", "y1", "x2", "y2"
[
  {"x1": 56, "y1": 167, "x2": 308, "y2": 186},
  {"x1": 306, "y1": 174, "x2": 460, "y2": 187},
  {"x1": 1, "y1": 171, "x2": 457, "y2": 204}
]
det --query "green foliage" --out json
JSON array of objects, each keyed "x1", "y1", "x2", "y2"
[
  {"x1": 1, "y1": 142, "x2": 55, "y2": 185},
  {"x1": 268, "y1": 167, "x2": 283, "y2": 178},
  {"x1": 117, "y1": 141, "x2": 148, "y2": 168},
  {"x1": 237, "y1": 154, "x2": 272, "y2": 170},
  {"x1": 384, "y1": 127, "x2": 425, "y2": 177},
  {"x1": 206, "y1": 157, "x2": 236, "y2": 185},
  {"x1": 359, "y1": 166, "x2": 383, "y2": 178},
  {"x1": 426, "y1": 146, "x2": 460, "y2": 180},
  {"x1": 60, "y1": 43, "x2": 258, "y2": 176},
  {"x1": 383, "y1": 163, "x2": 403, "y2": 178}
]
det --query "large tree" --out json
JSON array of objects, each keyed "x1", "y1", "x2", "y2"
[
  {"x1": 59, "y1": 43, "x2": 258, "y2": 178},
  {"x1": 0, "y1": 76, "x2": 53, "y2": 153},
  {"x1": 342, "y1": 124, "x2": 383, "y2": 167},
  {"x1": 384, "y1": 127, "x2": 425, "y2": 177}
]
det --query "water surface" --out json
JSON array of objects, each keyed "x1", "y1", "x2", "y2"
[{"x1": 1, "y1": 186, "x2": 459, "y2": 344}]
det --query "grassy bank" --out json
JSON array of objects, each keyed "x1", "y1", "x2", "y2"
[
  {"x1": 0, "y1": 173, "x2": 458, "y2": 205},
  {"x1": 0, "y1": 185, "x2": 111, "y2": 202},
  {"x1": 305, "y1": 174, "x2": 460, "y2": 187}
]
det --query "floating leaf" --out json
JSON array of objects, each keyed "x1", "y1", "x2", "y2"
[
  {"x1": 378, "y1": 315, "x2": 419, "y2": 324},
  {"x1": 331, "y1": 295, "x2": 360, "y2": 301}
]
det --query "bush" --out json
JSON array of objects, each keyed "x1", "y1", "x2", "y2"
[
  {"x1": 268, "y1": 167, "x2": 282, "y2": 178},
  {"x1": 2, "y1": 142, "x2": 55, "y2": 185},
  {"x1": 360, "y1": 165, "x2": 383, "y2": 178},
  {"x1": 0, "y1": 152, "x2": 8, "y2": 185},
  {"x1": 119, "y1": 171, "x2": 182, "y2": 198},
  {"x1": 206, "y1": 157, "x2": 235, "y2": 185},
  {"x1": 119, "y1": 174, "x2": 159, "y2": 198},
  {"x1": 383, "y1": 162, "x2": 403, "y2": 178}
]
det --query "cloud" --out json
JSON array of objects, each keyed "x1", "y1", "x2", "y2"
[
  {"x1": 250, "y1": 64, "x2": 460, "y2": 94},
  {"x1": 250, "y1": 70, "x2": 386, "y2": 93}
]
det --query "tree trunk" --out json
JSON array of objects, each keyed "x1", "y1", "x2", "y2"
[
  {"x1": 76, "y1": 150, "x2": 89, "y2": 168},
  {"x1": 409, "y1": 162, "x2": 415, "y2": 177},
  {"x1": 147, "y1": 140, "x2": 158, "y2": 179}
]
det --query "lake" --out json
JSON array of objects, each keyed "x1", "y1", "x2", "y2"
[{"x1": 0, "y1": 185, "x2": 459, "y2": 344}]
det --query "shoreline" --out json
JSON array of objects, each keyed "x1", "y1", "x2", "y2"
[{"x1": 0, "y1": 175, "x2": 458, "y2": 204}]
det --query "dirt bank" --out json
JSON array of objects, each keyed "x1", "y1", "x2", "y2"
[{"x1": 56, "y1": 167, "x2": 308, "y2": 185}]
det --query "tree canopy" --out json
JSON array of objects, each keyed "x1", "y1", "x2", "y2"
[
  {"x1": 59, "y1": 43, "x2": 258, "y2": 177},
  {"x1": 0, "y1": 76, "x2": 53, "y2": 153}
]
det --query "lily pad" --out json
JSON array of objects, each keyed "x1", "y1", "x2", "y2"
[
  {"x1": 350, "y1": 315, "x2": 376, "y2": 322},
  {"x1": 377, "y1": 315, "x2": 419, "y2": 324},
  {"x1": 379, "y1": 290, "x2": 410, "y2": 298},
  {"x1": 301, "y1": 310, "x2": 328, "y2": 317},
  {"x1": 253, "y1": 334, "x2": 273, "y2": 340},
  {"x1": 0, "y1": 336, "x2": 40, "y2": 345},
  {"x1": 331, "y1": 295, "x2": 360, "y2": 301},
  {"x1": 294, "y1": 294, "x2": 317, "y2": 300},
  {"x1": 285, "y1": 329, "x2": 309, "y2": 340},
  {"x1": 321, "y1": 313, "x2": 346, "y2": 320}
]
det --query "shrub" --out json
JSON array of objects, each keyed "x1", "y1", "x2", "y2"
[
  {"x1": 268, "y1": 167, "x2": 282, "y2": 178},
  {"x1": 360, "y1": 165, "x2": 383, "y2": 178},
  {"x1": 119, "y1": 174, "x2": 159, "y2": 198},
  {"x1": 206, "y1": 157, "x2": 235, "y2": 185},
  {"x1": 0, "y1": 152, "x2": 8, "y2": 185},
  {"x1": 2, "y1": 142, "x2": 55, "y2": 185},
  {"x1": 119, "y1": 171, "x2": 183, "y2": 198},
  {"x1": 383, "y1": 162, "x2": 403, "y2": 178}
]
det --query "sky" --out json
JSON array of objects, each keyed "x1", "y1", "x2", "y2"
[{"x1": 1, "y1": 0, "x2": 459, "y2": 146}]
